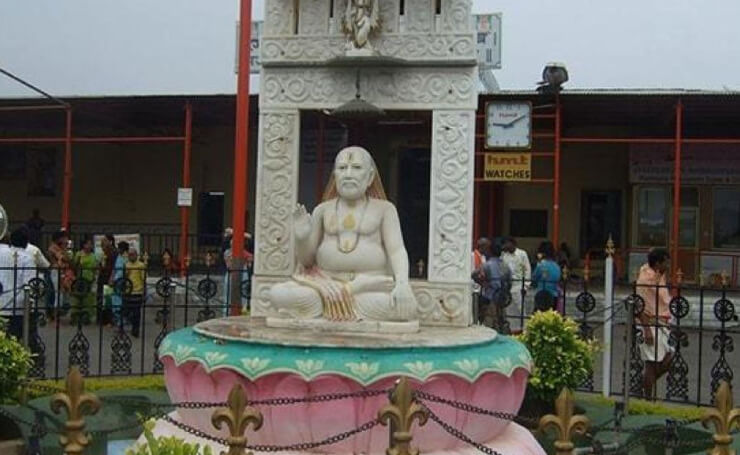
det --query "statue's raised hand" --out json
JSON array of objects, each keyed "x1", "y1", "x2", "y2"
[{"x1": 293, "y1": 204, "x2": 312, "y2": 240}]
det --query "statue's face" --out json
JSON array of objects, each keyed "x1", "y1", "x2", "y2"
[{"x1": 334, "y1": 147, "x2": 374, "y2": 201}]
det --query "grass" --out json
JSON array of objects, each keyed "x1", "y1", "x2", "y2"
[
  {"x1": 24, "y1": 375, "x2": 166, "y2": 399},
  {"x1": 577, "y1": 392, "x2": 707, "y2": 421}
]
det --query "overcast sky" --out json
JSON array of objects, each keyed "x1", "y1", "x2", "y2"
[{"x1": 1, "y1": 0, "x2": 739, "y2": 97}]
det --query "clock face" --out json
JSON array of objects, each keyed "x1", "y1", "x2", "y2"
[{"x1": 485, "y1": 101, "x2": 532, "y2": 149}]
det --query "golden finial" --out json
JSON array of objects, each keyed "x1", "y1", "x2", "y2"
[
  {"x1": 378, "y1": 377, "x2": 428, "y2": 455},
  {"x1": 142, "y1": 252, "x2": 149, "y2": 266},
  {"x1": 185, "y1": 255, "x2": 192, "y2": 268},
  {"x1": 206, "y1": 252, "x2": 215, "y2": 267},
  {"x1": 675, "y1": 268, "x2": 684, "y2": 285},
  {"x1": 721, "y1": 271, "x2": 730, "y2": 288},
  {"x1": 702, "y1": 381, "x2": 740, "y2": 455},
  {"x1": 212, "y1": 385, "x2": 263, "y2": 455},
  {"x1": 562, "y1": 265, "x2": 570, "y2": 281},
  {"x1": 539, "y1": 388, "x2": 590, "y2": 455},
  {"x1": 605, "y1": 234, "x2": 615, "y2": 257},
  {"x1": 50, "y1": 367, "x2": 101, "y2": 455},
  {"x1": 163, "y1": 253, "x2": 171, "y2": 267}
]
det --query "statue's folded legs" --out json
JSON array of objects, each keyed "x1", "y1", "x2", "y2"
[{"x1": 270, "y1": 280, "x2": 417, "y2": 322}]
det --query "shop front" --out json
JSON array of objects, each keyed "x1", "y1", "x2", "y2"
[{"x1": 630, "y1": 144, "x2": 740, "y2": 285}]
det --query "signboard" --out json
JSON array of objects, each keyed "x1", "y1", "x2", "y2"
[
  {"x1": 474, "y1": 14, "x2": 502, "y2": 70},
  {"x1": 483, "y1": 153, "x2": 531, "y2": 181},
  {"x1": 630, "y1": 144, "x2": 740, "y2": 184},
  {"x1": 177, "y1": 187, "x2": 193, "y2": 207},
  {"x1": 235, "y1": 20, "x2": 263, "y2": 75},
  {"x1": 93, "y1": 234, "x2": 141, "y2": 257}
]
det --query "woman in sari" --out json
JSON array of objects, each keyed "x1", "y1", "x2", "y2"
[{"x1": 71, "y1": 236, "x2": 98, "y2": 324}]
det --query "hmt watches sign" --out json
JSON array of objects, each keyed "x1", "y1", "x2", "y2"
[{"x1": 484, "y1": 153, "x2": 531, "y2": 181}]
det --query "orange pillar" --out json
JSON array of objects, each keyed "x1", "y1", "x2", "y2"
[
  {"x1": 671, "y1": 100, "x2": 683, "y2": 279},
  {"x1": 230, "y1": 0, "x2": 253, "y2": 314},
  {"x1": 552, "y1": 95, "x2": 561, "y2": 247},
  {"x1": 61, "y1": 108, "x2": 73, "y2": 230},
  {"x1": 179, "y1": 102, "x2": 193, "y2": 271}
]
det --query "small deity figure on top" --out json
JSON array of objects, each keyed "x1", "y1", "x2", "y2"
[{"x1": 342, "y1": 0, "x2": 381, "y2": 54}]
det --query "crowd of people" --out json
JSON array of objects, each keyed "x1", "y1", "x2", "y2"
[
  {"x1": 471, "y1": 236, "x2": 570, "y2": 332},
  {"x1": 471, "y1": 235, "x2": 677, "y2": 398},
  {"x1": 0, "y1": 211, "x2": 150, "y2": 337}
]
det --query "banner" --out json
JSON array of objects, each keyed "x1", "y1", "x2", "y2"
[
  {"x1": 483, "y1": 153, "x2": 531, "y2": 181},
  {"x1": 93, "y1": 234, "x2": 141, "y2": 258},
  {"x1": 630, "y1": 144, "x2": 740, "y2": 184}
]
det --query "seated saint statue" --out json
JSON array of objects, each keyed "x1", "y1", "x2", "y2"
[{"x1": 269, "y1": 146, "x2": 418, "y2": 323}]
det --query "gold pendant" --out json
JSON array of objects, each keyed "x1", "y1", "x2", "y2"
[{"x1": 342, "y1": 213, "x2": 356, "y2": 230}]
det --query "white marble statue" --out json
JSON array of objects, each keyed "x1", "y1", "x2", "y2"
[
  {"x1": 341, "y1": 0, "x2": 380, "y2": 54},
  {"x1": 269, "y1": 146, "x2": 418, "y2": 322}
]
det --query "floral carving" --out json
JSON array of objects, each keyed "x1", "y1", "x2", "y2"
[
  {"x1": 345, "y1": 361, "x2": 380, "y2": 380},
  {"x1": 429, "y1": 111, "x2": 475, "y2": 282},
  {"x1": 261, "y1": 67, "x2": 476, "y2": 110},
  {"x1": 439, "y1": 0, "x2": 471, "y2": 33},
  {"x1": 404, "y1": 0, "x2": 434, "y2": 33},
  {"x1": 298, "y1": 0, "x2": 330, "y2": 35},
  {"x1": 264, "y1": 0, "x2": 295, "y2": 35},
  {"x1": 254, "y1": 112, "x2": 299, "y2": 276},
  {"x1": 404, "y1": 361, "x2": 434, "y2": 377},
  {"x1": 241, "y1": 357, "x2": 272, "y2": 374},
  {"x1": 378, "y1": 0, "x2": 399, "y2": 32},
  {"x1": 260, "y1": 33, "x2": 475, "y2": 64},
  {"x1": 412, "y1": 281, "x2": 470, "y2": 326},
  {"x1": 249, "y1": 276, "x2": 284, "y2": 317}
]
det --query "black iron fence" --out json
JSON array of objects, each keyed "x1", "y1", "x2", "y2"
[
  {"x1": 12, "y1": 223, "x2": 224, "y2": 266},
  {"x1": 477, "y1": 272, "x2": 740, "y2": 407},
  {"x1": 0, "y1": 263, "x2": 251, "y2": 380},
  {"x1": 1, "y1": 259, "x2": 737, "y2": 407}
]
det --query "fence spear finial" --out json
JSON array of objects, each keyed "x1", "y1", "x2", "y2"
[
  {"x1": 702, "y1": 381, "x2": 740, "y2": 455},
  {"x1": 50, "y1": 367, "x2": 101, "y2": 455},
  {"x1": 212, "y1": 384, "x2": 263, "y2": 455},
  {"x1": 378, "y1": 377, "x2": 428, "y2": 455},
  {"x1": 539, "y1": 387, "x2": 590, "y2": 455}
]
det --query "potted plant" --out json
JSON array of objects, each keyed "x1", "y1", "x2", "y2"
[{"x1": 517, "y1": 310, "x2": 596, "y2": 423}]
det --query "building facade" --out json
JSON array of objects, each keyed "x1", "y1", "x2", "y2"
[{"x1": 2, "y1": 90, "x2": 739, "y2": 281}]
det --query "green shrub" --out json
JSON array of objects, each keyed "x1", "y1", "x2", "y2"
[
  {"x1": 0, "y1": 329, "x2": 32, "y2": 402},
  {"x1": 126, "y1": 420, "x2": 213, "y2": 455},
  {"x1": 517, "y1": 310, "x2": 597, "y2": 404}
]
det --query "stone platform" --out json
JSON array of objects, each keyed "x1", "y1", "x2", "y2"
[
  {"x1": 192, "y1": 316, "x2": 496, "y2": 349},
  {"x1": 158, "y1": 319, "x2": 535, "y2": 454}
]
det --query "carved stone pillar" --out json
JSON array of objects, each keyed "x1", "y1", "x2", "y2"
[
  {"x1": 251, "y1": 110, "x2": 300, "y2": 316},
  {"x1": 426, "y1": 109, "x2": 476, "y2": 325},
  {"x1": 264, "y1": 0, "x2": 297, "y2": 36}
]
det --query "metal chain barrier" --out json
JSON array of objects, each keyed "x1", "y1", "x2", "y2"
[
  {"x1": 95, "y1": 387, "x2": 392, "y2": 410},
  {"x1": 249, "y1": 418, "x2": 380, "y2": 452},
  {"x1": 415, "y1": 390, "x2": 538, "y2": 427},
  {"x1": 160, "y1": 412, "x2": 380, "y2": 452},
  {"x1": 421, "y1": 404, "x2": 504, "y2": 455}
]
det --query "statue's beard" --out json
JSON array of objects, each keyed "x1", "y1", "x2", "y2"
[{"x1": 337, "y1": 181, "x2": 368, "y2": 200}]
